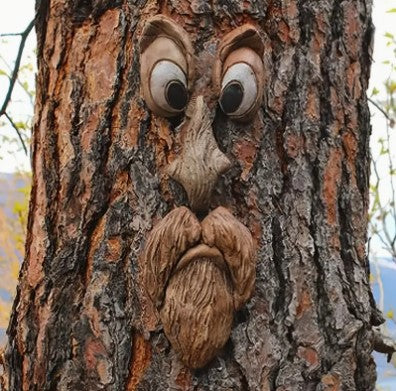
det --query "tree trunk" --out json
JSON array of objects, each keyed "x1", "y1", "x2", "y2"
[{"x1": 1, "y1": 0, "x2": 382, "y2": 390}]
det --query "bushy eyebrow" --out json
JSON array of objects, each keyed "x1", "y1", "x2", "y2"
[
  {"x1": 139, "y1": 15, "x2": 194, "y2": 67},
  {"x1": 216, "y1": 24, "x2": 264, "y2": 64}
]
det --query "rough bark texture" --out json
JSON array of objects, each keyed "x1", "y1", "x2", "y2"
[{"x1": 1, "y1": 0, "x2": 382, "y2": 390}]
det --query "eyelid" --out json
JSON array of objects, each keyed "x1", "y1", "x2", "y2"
[
  {"x1": 213, "y1": 25, "x2": 264, "y2": 91},
  {"x1": 139, "y1": 15, "x2": 195, "y2": 83},
  {"x1": 139, "y1": 15, "x2": 195, "y2": 117},
  {"x1": 221, "y1": 48, "x2": 263, "y2": 82},
  {"x1": 218, "y1": 47, "x2": 264, "y2": 121},
  {"x1": 140, "y1": 37, "x2": 188, "y2": 117},
  {"x1": 213, "y1": 25, "x2": 265, "y2": 121},
  {"x1": 143, "y1": 37, "x2": 188, "y2": 75}
]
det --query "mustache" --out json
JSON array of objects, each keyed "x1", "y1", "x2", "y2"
[
  {"x1": 140, "y1": 206, "x2": 256, "y2": 368},
  {"x1": 142, "y1": 206, "x2": 256, "y2": 311}
]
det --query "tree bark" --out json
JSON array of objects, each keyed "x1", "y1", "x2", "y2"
[{"x1": 1, "y1": 0, "x2": 382, "y2": 390}]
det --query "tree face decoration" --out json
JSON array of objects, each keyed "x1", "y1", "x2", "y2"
[{"x1": 139, "y1": 15, "x2": 264, "y2": 369}]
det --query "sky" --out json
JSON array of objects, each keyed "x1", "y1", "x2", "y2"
[
  {"x1": 0, "y1": 1, "x2": 35, "y2": 172},
  {"x1": 367, "y1": 1, "x2": 396, "y2": 259}
]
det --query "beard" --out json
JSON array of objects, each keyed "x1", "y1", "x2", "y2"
[
  {"x1": 140, "y1": 206, "x2": 255, "y2": 368},
  {"x1": 160, "y1": 257, "x2": 234, "y2": 369}
]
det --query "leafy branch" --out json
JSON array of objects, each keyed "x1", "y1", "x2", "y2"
[
  {"x1": 369, "y1": 97, "x2": 391, "y2": 121},
  {"x1": 0, "y1": 19, "x2": 35, "y2": 156},
  {"x1": 368, "y1": 23, "x2": 396, "y2": 370},
  {"x1": 4, "y1": 113, "x2": 28, "y2": 156}
]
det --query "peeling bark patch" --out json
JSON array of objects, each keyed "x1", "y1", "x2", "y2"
[
  {"x1": 122, "y1": 102, "x2": 145, "y2": 148},
  {"x1": 321, "y1": 373, "x2": 341, "y2": 391},
  {"x1": 85, "y1": 9, "x2": 121, "y2": 101},
  {"x1": 296, "y1": 288, "x2": 312, "y2": 319},
  {"x1": 278, "y1": 20, "x2": 292, "y2": 44},
  {"x1": 33, "y1": 298, "x2": 53, "y2": 385},
  {"x1": 343, "y1": 2, "x2": 361, "y2": 61},
  {"x1": 322, "y1": 148, "x2": 342, "y2": 225},
  {"x1": 147, "y1": 117, "x2": 175, "y2": 176},
  {"x1": 346, "y1": 62, "x2": 362, "y2": 100},
  {"x1": 297, "y1": 346, "x2": 319, "y2": 369},
  {"x1": 127, "y1": 334, "x2": 152, "y2": 391},
  {"x1": 342, "y1": 131, "x2": 358, "y2": 185},
  {"x1": 311, "y1": 14, "x2": 326, "y2": 55},
  {"x1": 305, "y1": 86, "x2": 320, "y2": 120},
  {"x1": 27, "y1": 121, "x2": 48, "y2": 288},
  {"x1": 81, "y1": 106, "x2": 101, "y2": 151},
  {"x1": 85, "y1": 338, "x2": 106, "y2": 371},
  {"x1": 285, "y1": 133, "x2": 304, "y2": 159},
  {"x1": 175, "y1": 367, "x2": 192, "y2": 389},
  {"x1": 105, "y1": 237, "x2": 122, "y2": 262},
  {"x1": 86, "y1": 215, "x2": 106, "y2": 283},
  {"x1": 234, "y1": 138, "x2": 258, "y2": 181}
]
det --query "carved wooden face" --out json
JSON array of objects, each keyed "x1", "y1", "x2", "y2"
[
  {"x1": 139, "y1": 15, "x2": 261, "y2": 369},
  {"x1": 139, "y1": 16, "x2": 265, "y2": 212}
]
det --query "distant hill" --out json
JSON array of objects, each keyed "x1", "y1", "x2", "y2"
[
  {"x1": 371, "y1": 257, "x2": 396, "y2": 388},
  {"x1": 0, "y1": 172, "x2": 30, "y2": 346},
  {"x1": 0, "y1": 172, "x2": 29, "y2": 206}
]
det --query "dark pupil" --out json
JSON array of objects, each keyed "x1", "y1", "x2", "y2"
[
  {"x1": 220, "y1": 82, "x2": 244, "y2": 114},
  {"x1": 166, "y1": 80, "x2": 188, "y2": 111}
]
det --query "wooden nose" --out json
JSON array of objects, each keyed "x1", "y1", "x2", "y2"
[{"x1": 167, "y1": 96, "x2": 231, "y2": 213}]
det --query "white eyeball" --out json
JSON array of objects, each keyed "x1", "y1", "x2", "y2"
[
  {"x1": 219, "y1": 63, "x2": 258, "y2": 118},
  {"x1": 150, "y1": 60, "x2": 188, "y2": 114}
]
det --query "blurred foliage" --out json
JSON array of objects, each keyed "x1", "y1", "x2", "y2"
[
  {"x1": 0, "y1": 23, "x2": 34, "y2": 342},
  {"x1": 369, "y1": 29, "x2": 396, "y2": 261},
  {"x1": 369, "y1": 17, "x2": 396, "y2": 379},
  {"x1": 0, "y1": 32, "x2": 35, "y2": 160},
  {"x1": 0, "y1": 174, "x2": 30, "y2": 332}
]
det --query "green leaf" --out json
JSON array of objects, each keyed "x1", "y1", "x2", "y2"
[
  {"x1": 387, "y1": 8, "x2": 396, "y2": 13},
  {"x1": 14, "y1": 121, "x2": 27, "y2": 130},
  {"x1": 380, "y1": 147, "x2": 389, "y2": 156},
  {"x1": 371, "y1": 87, "x2": 380, "y2": 96},
  {"x1": 385, "y1": 32, "x2": 394, "y2": 39}
]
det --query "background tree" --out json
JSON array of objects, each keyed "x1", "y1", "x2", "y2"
[
  {"x1": 0, "y1": 20, "x2": 35, "y2": 159},
  {"x1": 368, "y1": 16, "x2": 396, "y2": 375},
  {"x1": 0, "y1": 0, "x2": 393, "y2": 390},
  {"x1": 369, "y1": 27, "x2": 396, "y2": 262},
  {"x1": 0, "y1": 13, "x2": 35, "y2": 347}
]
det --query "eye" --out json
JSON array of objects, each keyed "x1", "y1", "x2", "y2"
[
  {"x1": 214, "y1": 40, "x2": 265, "y2": 122},
  {"x1": 150, "y1": 60, "x2": 189, "y2": 114},
  {"x1": 139, "y1": 22, "x2": 194, "y2": 118},
  {"x1": 219, "y1": 63, "x2": 257, "y2": 118}
]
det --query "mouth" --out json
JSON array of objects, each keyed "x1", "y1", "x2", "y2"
[{"x1": 173, "y1": 243, "x2": 227, "y2": 275}]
